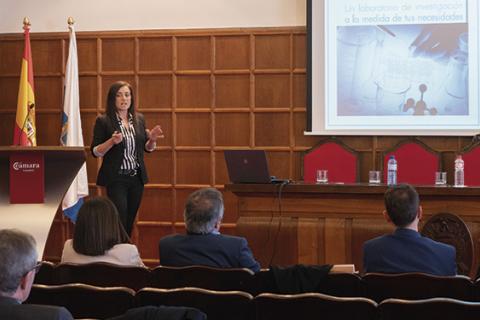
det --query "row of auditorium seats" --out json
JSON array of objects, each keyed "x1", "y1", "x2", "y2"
[
  {"x1": 26, "y1": 283, "x2": 480, "y2": 320},
  {"x1": 35, "y1": 262, "x2": 480, "y2": 302}
]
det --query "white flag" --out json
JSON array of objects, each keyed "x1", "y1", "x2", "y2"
[{"x1": 61, "y1": 23, "x2": 88, "y2": 222}]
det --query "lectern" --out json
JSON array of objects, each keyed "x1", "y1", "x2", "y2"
[{"x1": 0, "y1": 146, "x2": 86, "y2": 257}]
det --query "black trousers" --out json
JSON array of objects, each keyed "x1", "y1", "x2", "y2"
[{"x1": 106, "y1": 174, "x2": 144, "y2": 236}]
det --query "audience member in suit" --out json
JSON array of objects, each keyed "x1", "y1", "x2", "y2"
[
  {"x1": 0, "y1": 229, "x2": 74, "y2": 320},
  {"x1": 363, "y1": 184, "x2": 456, "y2": 276},
  {"x1": 91, "y1": 80, "x2": 164, "y2": 236},
  {"x1": 159, "y1": 188, "x2": 261, "y2": 272},
  {"x1": 61, "y1": 197, "x2": 145, "y2": 267}
]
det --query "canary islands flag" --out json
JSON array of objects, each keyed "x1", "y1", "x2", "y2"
[{"x1": 61, "y1": 22, "x2": 88, "y2": 222}]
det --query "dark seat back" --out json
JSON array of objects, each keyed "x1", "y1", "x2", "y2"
[
  {"x1": 26, "y1": 283, "x2": 135, "y2": 319},
  {"x1": 316, "y1": 272, "x2": 363, "y2": 297},
  {"x1": 52, "y1": 262, "x2": 151, "y2": 291},
  {"x1": 378, "y1": 297, "x2": 480, "y2": 320},
  {"x1": 151, "y1": 265, "x2": 254, "y2": 291},
  {"x1": 254, "y1": 292, "x2": 377, "y2": 320},
  {"x1": 363, "y1": 273, "x2": 474, "y2": 303},
  {"x1": 34, "y1": 261, "x2": 55, "y2": 285},
  {"x1": 136, "y1": 287, "x2": 254, "y2": 320}
]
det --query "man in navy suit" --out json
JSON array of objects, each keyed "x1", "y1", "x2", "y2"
[
  {"x1": 0, "y1": 229, "x2": 73, "y2": 320},
  {"x1": 363, "y1": 184, "x2": 456, "y2": 276},
  {"x1": 159, "y1": 188, "x2": 260, "y2": 272}
]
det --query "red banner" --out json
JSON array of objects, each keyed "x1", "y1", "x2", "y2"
[{"x1": 10, "y1": 153, "x2": 44, "y2": 203}]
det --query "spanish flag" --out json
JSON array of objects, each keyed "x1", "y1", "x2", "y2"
[{"x1": 13, "y1": 19, "x2": 36, "y2": 146}]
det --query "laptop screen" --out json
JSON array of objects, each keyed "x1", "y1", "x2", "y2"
[{"x1": 224, "y1": 150, "x2": 271, "y2": 183}]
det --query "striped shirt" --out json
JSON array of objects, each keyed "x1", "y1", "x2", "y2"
[{"x1": 118, "y1": 113, "x2": 139, "y2": 170}]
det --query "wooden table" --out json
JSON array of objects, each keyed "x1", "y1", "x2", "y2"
[{"x1": 226, "y1": 183, "x2": 480, "y2": 275}]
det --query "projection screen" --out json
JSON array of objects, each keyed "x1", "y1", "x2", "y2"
[{"x1": 307, "y1": 0, "x2": 480, "y2": 135}]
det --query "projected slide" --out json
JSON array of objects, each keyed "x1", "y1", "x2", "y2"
[{"x1": 323, "y1": 0, "x2": 480, "y2": 131}]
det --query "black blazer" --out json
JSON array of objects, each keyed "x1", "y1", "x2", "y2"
[
  {"x1": 363, "y1": 228, "x2": 457, "y2": 276},
  {"x1": 0, "y1": 296, "x2": 73, "y2": 320},
  {"x1": 91, "y1": 113, "x2": 150, "y2": 186},
  {"x1": 159, "y1": 233, "x2": 261, "y2": 273}
]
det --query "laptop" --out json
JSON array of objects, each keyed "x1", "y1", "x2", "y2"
[
  {"x1": 224, "y1": 150, "x2": 272, "y2": 183},
  {"x1": 224, "y1": 150, "x2": 290, "y2": 183}
]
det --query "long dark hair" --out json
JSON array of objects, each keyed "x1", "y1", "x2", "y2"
[
  {"x1": 106, "y1": 81, "x2": 136, "y2": 121},
  {"x1": 73, "y1": 196, "x2": 130, "y2": 256}
]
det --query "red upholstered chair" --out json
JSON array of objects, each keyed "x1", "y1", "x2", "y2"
[
  {"x1": 462, "y1": 142, "x2": 480, "y2": 186},
  {"x1": 303, "y1": 139, "x2": 358, "y2": 183},
  {"x1": 383, "y1": 139, "x2": 440, "y2": 185}
]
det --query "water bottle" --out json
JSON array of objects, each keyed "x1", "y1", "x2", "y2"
[
  {"x1": 454, "y1": 155, "x2": 465, "y2": 187},
  {"x1": 387, "y1": 155, "x2": 397, "y2": 185}
]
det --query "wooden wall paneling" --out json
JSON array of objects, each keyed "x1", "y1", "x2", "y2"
[
  {"x1": 101, "y1": 38, "x2": 135, "y2": 72},
  {"x1": 0, "y1": 76, "x2": 19, "y2": 108},
  {"x1": 79, "y1": 76, "x2": 98, "y2": 109},
  {"x1": 80, "y1": 113, "x2": 97, "y2": 145},
  {"x1": 420, "y1": 136, "x2": 464, "y2": 151},
  {"x1": 138, "y1": 37, "x2": 173, "y2": 71},
  {"x1": 297, "y1": 218, "x2": 320, "y2": 264},
  {"x1": 267, "y1": 151, "x2": 291, "y2": 180},
  {"x1": 376, "y1": 136, "x2": 410, "y2": 149},
  {"x1": 31, "y1": 39, "x2": 63, "y2": 74},
  {"x1": 35, "y1": 112, "x2": 62, "y2": 145},
  {"x1": 34, "y1": 76, "x2": 63, "y2": 110},
  {"x1": 215, "y1": 74, "x2": 250, "y2": 108},
  {"x1": 292, "y1": 151, "x2": 307, "y2": 181},
  {"x1": 292, "y1": 74, "x2": 306, "y2": 108},
  {"x1": 324, "y1": 218, "x2": 347, "y2": 264},
  {"x1": 177, "y1": 36, "x2": 211, "y2": 70},
  {"x1": 215, "y1": 35, "x2": 250, "y2": 70},
  {"x1": 293, "y1": 34, "x2": 306, "y2": 69},
  {"x1": 237, "y1": 215, "x2": 298, "y2": 267},
  {"x1": 144, "y1": 150, "x2": 173, "y2": 184},
  {"x1": 136, "y1": 224, "x2": 173, "y2": 266},
  {"x1": 214, "y1": 112, "x2": 250, "y2": 146},
  {"x1": 176, "y1": 150, "x2": 211, "y2": 185},
  {"x1": 0, "y1": 113, "x2": 15, "y2": 144},
  {"x1": 0, "y1": 40, "x2": 23, "y2": 74},
  {"x1": 255, "y1": 112, "x2": 290, "y2": 146},
  {"x1": 255, "y1": 34, "x2": 290, "y2": 70},
  {"x1": 255, "y1": 74, "x2": 290, "y2": 108},
  {"x1": 77, "y1": 38, "x2": 98, "y2": 73},
  {"x1": 138, "y1": 75, "x2": 173, "y2": 108},
  {"x1": 358, "y1": 151, "x2": 374, "y2": 182},
  {"x1": 177, "y1": 75, "x2": 212, "y2": 108},
  {"x1": 176, "y1": 112, "x2": 211, "y2": 146},
  {"x1": 138, "y1": 187, "x2": 174, "y2": 222}
]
